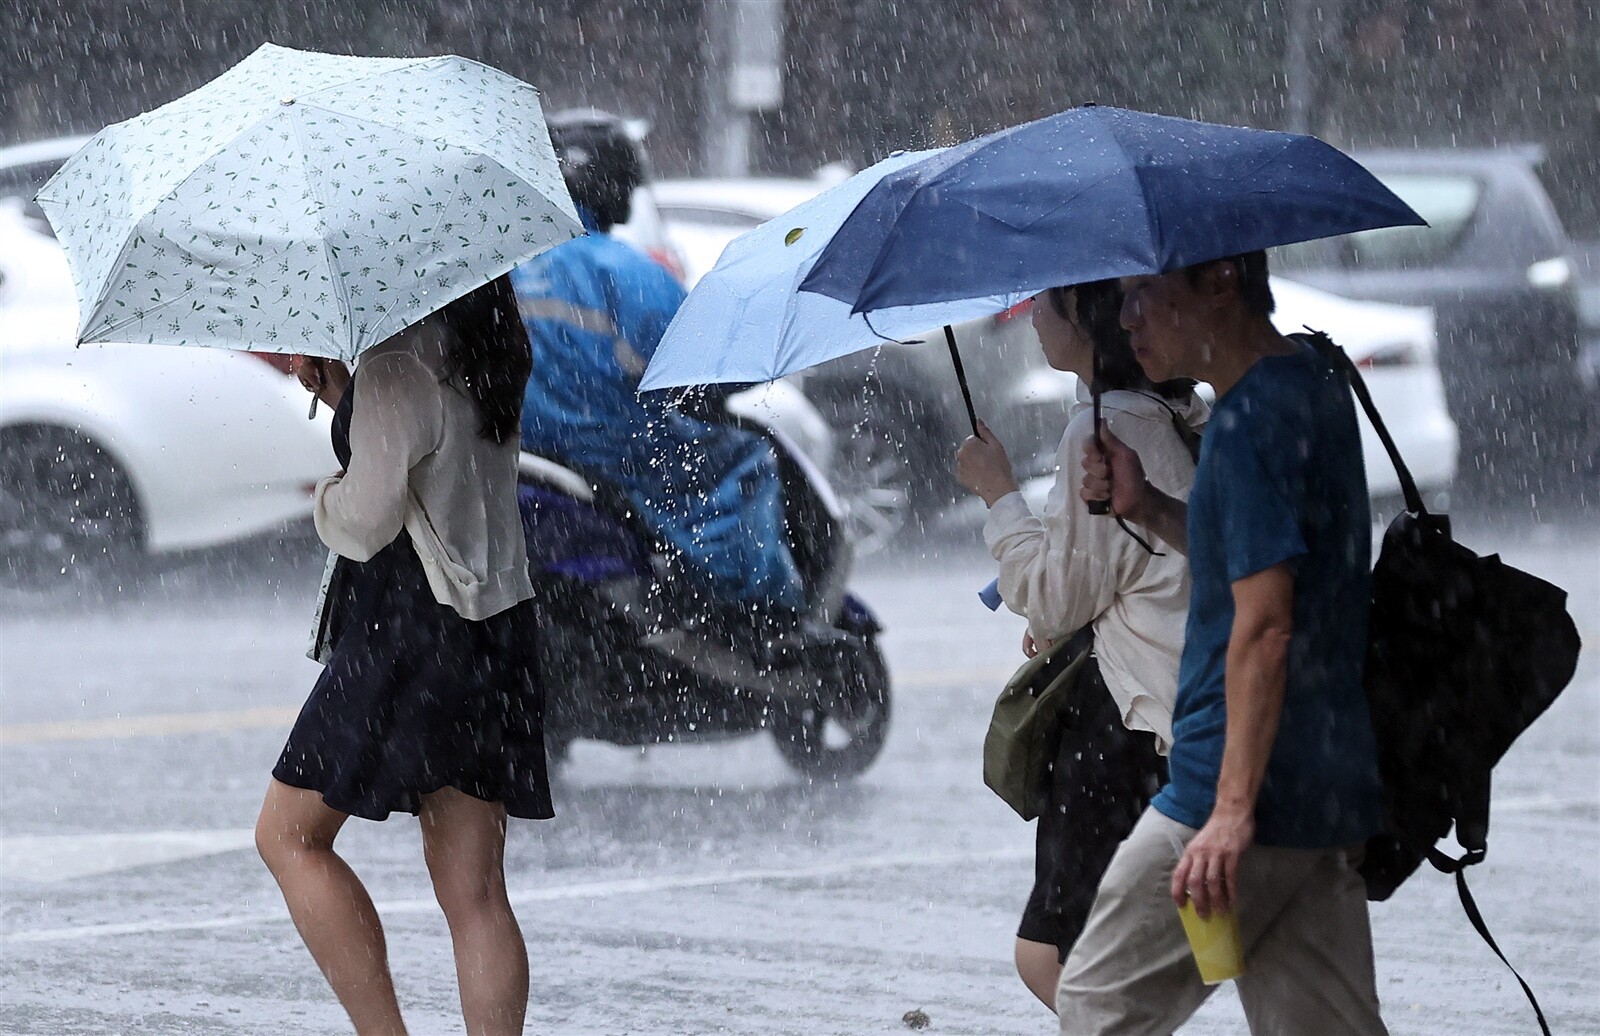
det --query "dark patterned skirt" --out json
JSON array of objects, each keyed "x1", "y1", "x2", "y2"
[
  {"x1": 1016, "y1": 654, "x2": 1167, "y2": 962},
  {"x1": 273, "y1": 533, "x2": 553, "y2": 822}
]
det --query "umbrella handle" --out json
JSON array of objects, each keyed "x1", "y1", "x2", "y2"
[
  {"x1": 1087, "y1": 415, "x2": 1111, "y2": 514},
  {"x1": 1087, "y1": 344, "x2": 1111, "y2": 515},
  {"x1": 943, "y1": 325, "x2": 980, "y2": 437}
]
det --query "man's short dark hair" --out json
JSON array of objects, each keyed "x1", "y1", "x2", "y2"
[{"x1": 1184, "y1": 251, "x2": 1275, "y2": 316}]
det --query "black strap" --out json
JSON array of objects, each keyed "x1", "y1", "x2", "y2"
[
  {"x1": 1297, "y1": 329, "x2": 1427, "y2": 516},
  {"x1": 1446, "y1": 864, "x2": 1553, "y2": 1036},
  {"x1": 1133, "y1": 389, "x2": 1204, "y2": 465}
]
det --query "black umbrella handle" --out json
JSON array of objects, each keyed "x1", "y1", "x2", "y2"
[
  {"x1": 1086, "y1": 343, "x2": 1111, "y2": 515},
  {"x1": 943, "y1": 325, "x2": 980, "y2": 437}
]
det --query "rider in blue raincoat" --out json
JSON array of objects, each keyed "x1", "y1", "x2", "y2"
[{"x1": 512, "y1": 111, "x2": 805, "y2": 613}]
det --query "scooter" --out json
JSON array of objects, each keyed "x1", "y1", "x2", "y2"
[{"x1": 517, "y1": 411, "x2": 891, "y2": 779}]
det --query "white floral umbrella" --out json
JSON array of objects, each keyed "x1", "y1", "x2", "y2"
[{"x1": 36, "y1": 43, "x2": 583, "y2": 360}]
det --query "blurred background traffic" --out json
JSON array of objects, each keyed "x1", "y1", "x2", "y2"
[{"x1": 2, "y1": 0, "x2": 1597, "y2": 589}]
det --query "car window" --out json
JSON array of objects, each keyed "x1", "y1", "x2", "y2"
[
  {"x1": 657, "y1": 206, "x2": 765, "y2": 229},
  {"x1": 1339, "y1": 174, "x2": 1484, "y2": 270}
]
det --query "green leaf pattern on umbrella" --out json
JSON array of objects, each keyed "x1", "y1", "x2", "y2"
[{"x1": 37, "y1": 43, "x2": 583, "y2": 360}]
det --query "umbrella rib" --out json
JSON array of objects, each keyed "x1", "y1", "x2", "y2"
[
  {"x1": 357, "y1": 151, "x2": 493, "y2": 351},
  {"x1": 114, "y1": 108, "x2": 287, "y2": 231},
  {"x1": 296, "y1": 56, "x2": 525, "y2": 145},
  {"x1": 285, "y1": 108, "x2": 354, "y2": 357},
  {"x1": 73, "y1": 218, "x2": 147, "y2": 342},
  {"x1": 1096, "y1": 121, "x2": 1166, "y2": 271},
  {"x1": 84, "y1": 229, "x2": 230, "y2": 344}
]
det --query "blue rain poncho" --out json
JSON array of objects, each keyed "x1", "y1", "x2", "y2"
[{"x1": 511, "y1": 215, "x2": 805, "y2": 612}]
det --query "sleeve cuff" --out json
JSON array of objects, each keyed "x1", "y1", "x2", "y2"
[{"x1": 981, "y1": 491, "x2": 1034, "y2": 551}]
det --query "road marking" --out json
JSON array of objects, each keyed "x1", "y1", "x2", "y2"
[
  {"x1": 1494, "y1": 794, "x2": 1600, "y2": 814},
  {"x1": 3, "y1": 845, "x2": 1032, "y2": 944},
  {"x1": 0, "y1": 829, "x2": 257, "y2": 884},
  {"x1": 0, "y1": 667, "x2": 1012, "y2": 745},
  {"x1": 0, "y1": 706, "x2": 299, "y2": 744}
]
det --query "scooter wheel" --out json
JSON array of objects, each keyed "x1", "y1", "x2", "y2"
[{"x1": 770, "y1": 635, "x2": 891, "y2": 780}]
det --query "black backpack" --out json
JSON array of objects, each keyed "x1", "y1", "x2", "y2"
[{"x1": 1303, "y1": 331, "x2": 1582, "y2": 1035}]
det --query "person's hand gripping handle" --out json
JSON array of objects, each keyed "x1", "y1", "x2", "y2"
[
  {"x1": 1086, "y1": 417, "x2": 1112, "y2": 515},
  {"x1": 1081, "y1": 428, "x2": 1151, "y2": 522},
  {"x1": 294, "y1": 356, "x2": 351, "y2": 419}
]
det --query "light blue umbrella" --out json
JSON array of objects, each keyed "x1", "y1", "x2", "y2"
[
  {"x1": 37, "y1": 43, "x2": 583, "y2": 361},
  {"x1": 638, "y1": 149, "x2": 1027, "y2": 430}
]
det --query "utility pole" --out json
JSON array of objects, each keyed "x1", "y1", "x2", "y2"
[
  {"x1": 1285, "y1": 0, "x2": 1314, "y2": 134},
  {"x1": 701, "y1": 0, "x2": 784, "y2": 176}
]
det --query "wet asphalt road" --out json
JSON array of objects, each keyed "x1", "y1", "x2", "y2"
[{"x1": 1, "y1": 517, "x2": 1597, "y2": 1036}]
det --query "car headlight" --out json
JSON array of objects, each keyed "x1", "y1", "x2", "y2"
[{"x1": 1526, "y1": 256, "x2": 1572, "y2": 291}]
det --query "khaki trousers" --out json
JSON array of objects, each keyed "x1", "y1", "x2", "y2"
[{"x1": 1056, "y1": 809, "x2": 1387, "y2": 1036}]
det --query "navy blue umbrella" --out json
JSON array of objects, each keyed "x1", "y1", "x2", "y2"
[{"x1": 801, "y1": 105, "x2": 1425, "y2": 315}]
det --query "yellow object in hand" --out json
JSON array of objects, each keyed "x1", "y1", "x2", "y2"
[{"x1": 1177, "y1": 901, "x2": 1245, "y2": 984}]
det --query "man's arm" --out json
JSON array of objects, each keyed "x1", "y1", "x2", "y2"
[
  {"x1": 1080, "y1": 429, "x2": 1188, "y2": 553},
  {"x1": 1171, "y1": 562, "x2": 1294, "y2": 917}
]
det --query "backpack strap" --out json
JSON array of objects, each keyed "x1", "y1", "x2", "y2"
[
  {"x1": 1434, "y1": 859, "x2": 1553, "y2": 1036},
  {"x1": 1131, "y1": 389, "x2": 1204, "y2": 465},
  {"x1": 1296, "y1": 329, "x2": 1427, "y2": 517}
]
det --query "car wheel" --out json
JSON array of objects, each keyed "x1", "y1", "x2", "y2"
[
  {"x1": 0, "y1": 426, "x2": 143, "y2": 590},
  {"x1": 770, "y1": 635, "x2": 891, "y2": 780},
  {"x1": 813, "y1": 392, "x2": 955, "y2": 554}
]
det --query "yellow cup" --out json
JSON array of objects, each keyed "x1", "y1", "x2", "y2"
[{"x1": 1177, "y1": 901, "x2": 1245, "y2": 984}]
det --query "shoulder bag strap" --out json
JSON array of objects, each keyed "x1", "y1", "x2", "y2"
[{"x1": 1297, "y1": 329, "x2": 1427, "y2": 517}]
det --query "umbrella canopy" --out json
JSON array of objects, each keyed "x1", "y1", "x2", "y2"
[
  {"x1": 37, "y1": 42, "x2": 582, "y2": 360},
  {"x1": 638, "y1": 149, "x2": 1025, "y2": 393},
  {"x1": 801, "y1": 105, "x2": 1425, "y2": 315}
]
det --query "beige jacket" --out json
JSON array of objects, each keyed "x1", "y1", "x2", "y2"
[
  {"x1": 313, "y1": 323, "x2": 533, "y2": 622},
  {"x1": 983, "y1": 383, "x2": 1208, "y2": 753}
]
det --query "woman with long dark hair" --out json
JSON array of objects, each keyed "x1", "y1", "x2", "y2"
[
  {"x1": 257, "y1": 274, "x2": 549, "y2": 1036},
  {"x1": 955, "y1": 280, "x2": 1207, "y2": 1012}
]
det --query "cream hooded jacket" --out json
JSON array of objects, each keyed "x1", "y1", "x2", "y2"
[
  {"x1": 312, "y1": 323, "x2": 533, "y2": 622},
  {"x1": 983, "y1": 383, "x2": 1208, "y2": 753}
]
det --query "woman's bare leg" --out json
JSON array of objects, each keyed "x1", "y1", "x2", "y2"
[
  {"x1": 420, "y1": 787, "x2": 527, "y2": 1036},
  {"x1": 256, "y1": 779, "x2": 407, "y2": 1036},
  {"x1": 1016, "y1": 937, "x2": 1063, "y2": 1012}
]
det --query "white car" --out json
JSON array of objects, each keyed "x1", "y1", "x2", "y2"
[{"x1": 0, "y1": 200, "x2": 336, "y2": 588}]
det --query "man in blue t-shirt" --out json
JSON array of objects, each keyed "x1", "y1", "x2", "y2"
[{"x1": 1057, "y1": 252, "x2": 1388, "y2": 1035}]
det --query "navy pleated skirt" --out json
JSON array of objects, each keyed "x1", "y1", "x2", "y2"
[{"x1": 273, "y1": 533, "x2": 554, "y2": 823}]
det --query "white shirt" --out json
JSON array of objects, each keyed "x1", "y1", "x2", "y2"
[
  {"x1": 313, "y1": 322, "x2": 534, "y2": 622},
  {"x1": 983, "y1": 383, "x2": 1208, "y2": 752}
]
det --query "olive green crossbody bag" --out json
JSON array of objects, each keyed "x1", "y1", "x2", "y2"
[{"x1": 983, "y1": 628, "x2": 1093, "y2": 820}]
